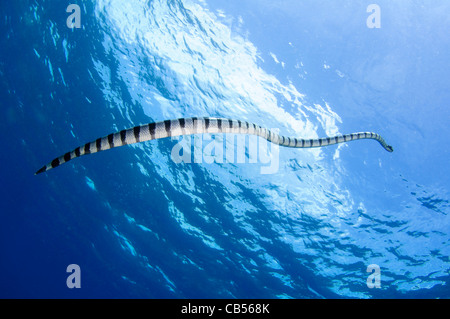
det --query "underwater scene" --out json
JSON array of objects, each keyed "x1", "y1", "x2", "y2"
[{"x1": 1, "y1": 0, "x2": 449, "y2": 299}]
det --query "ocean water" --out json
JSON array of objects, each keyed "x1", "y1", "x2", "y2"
[{"x1": 1, "y1": 0, "x2": 449, "y2": 299}]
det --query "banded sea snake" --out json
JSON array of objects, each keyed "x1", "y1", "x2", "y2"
[{"x1": 35, "y1": 117, "x2": 393, "y2": 175}]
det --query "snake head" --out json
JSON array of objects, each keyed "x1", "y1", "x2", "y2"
[{"x1": 386, "y1": 145, "x2": 394, "y2": 152}]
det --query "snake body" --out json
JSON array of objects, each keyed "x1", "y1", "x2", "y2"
[{"x1": 35, "y1": 117, "x2": 393, "y2": 175}]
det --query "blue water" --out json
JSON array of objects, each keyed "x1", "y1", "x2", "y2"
[{"x1": 1, "y1": 0, "x2": 449, "y2": 298}]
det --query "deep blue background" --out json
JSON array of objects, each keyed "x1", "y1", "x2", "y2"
[{"x1": 1, "y1": 0, "x2": 449, "y2": 298}]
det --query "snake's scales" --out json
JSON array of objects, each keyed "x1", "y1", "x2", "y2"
[{"x1": 35, "y1": 117, "x2": 393, "y2": 175}]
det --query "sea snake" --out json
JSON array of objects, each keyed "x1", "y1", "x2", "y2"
[{"x1": 35, "y1": 117, "x2": 393, "y2": 175}]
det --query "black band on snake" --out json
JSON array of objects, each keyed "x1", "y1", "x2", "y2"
[{"x1": 35, "y1": 117, "x2": 393, "y2": 175}]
